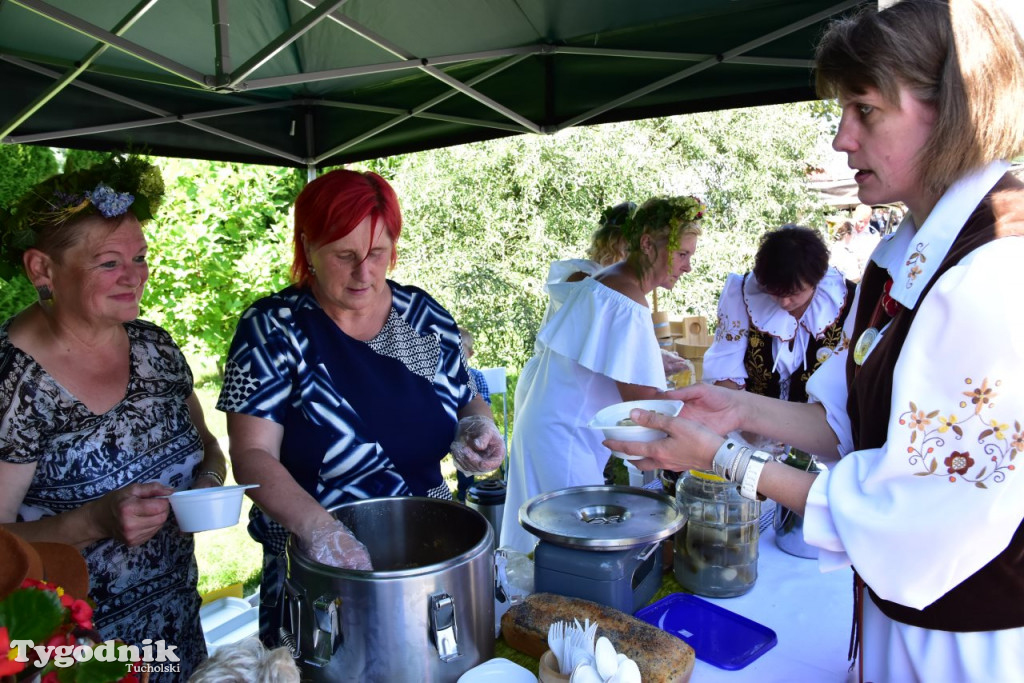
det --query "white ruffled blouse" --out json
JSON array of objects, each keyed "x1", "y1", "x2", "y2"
[
  {"x1": 702, "y1": 267, "x2": 849, "y2": 387},
  {"x1": 500, "y1": 276, "x2": 666, "y2": 553}
]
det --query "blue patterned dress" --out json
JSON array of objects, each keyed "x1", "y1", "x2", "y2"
[
  {"x1": 0, "y1": 319, "x2": 207, "y2": 681},
  {"x1": 216, "y1": 282, "x2": 475, "y2": 644}
]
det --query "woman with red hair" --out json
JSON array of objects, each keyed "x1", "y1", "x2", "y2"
[{"x1": 217, "y1": 169, "x2": 503, "y2": 646}]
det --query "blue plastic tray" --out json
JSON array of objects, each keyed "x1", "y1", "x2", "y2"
[{"x1": 634, "y1": 593, "x2": 777, "y2": 670}]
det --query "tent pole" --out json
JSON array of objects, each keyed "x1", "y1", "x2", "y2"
[
  {"x1": 212, "y1": 0, "x2": 231, "y2": 81},
  {"x1": 13, "y1": 0, "x2": 208, "y2": 86},
  {"x1": 0, "y1": 0, "x2": 158, "y2": 140}
]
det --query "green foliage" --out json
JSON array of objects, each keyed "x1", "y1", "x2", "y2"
[
  {"x1": 0, "y1": 585, "x2": 64, "y2": 644},
  {"x1": 0, "y1": 104, "x2": 830, "y2": 382},
  {"x1": 379, "y1": 102, "x2": 829, "y2": 371},
  {"x1": 0, "y1": 274, "x2": 36, "y2": 322},
  {"x1": 0, "y1": 144, "x2": 58, "y2": 210},
  {"x1": 142, "y1": 160, "x2": 304, "y2": 372},
  {"x1": 64, "y1": 148, "x2": 113, "y2": 173},
  {"x1": 0, "y1": 144, "x2": 60, "y2": 320},
  {"x1": 808, "y1": 99, "x2": 842, "y2": 136}
]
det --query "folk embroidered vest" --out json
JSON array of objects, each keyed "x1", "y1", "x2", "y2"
[
  {"x1": 846, "y1": 176, "x2": 1024, "y2": 631},
  {"x1": 744, "y1": 276, "x2": 856, "y2": 403}
]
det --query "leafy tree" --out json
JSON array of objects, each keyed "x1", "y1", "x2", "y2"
[
  {"x1": 0, "y1": 144, "x2": 58, "y2": 209},
  {"x1": 376, "y1": 102, "x2": 830, "y2": 372},
  {"x1": 0, "y1": 103, "x2": 831, "y2": 384},
  {"x1": 0, "y1": 144, "x2": 59, "y2": 320},
  {"x1": 142, "y1": 159, "x2": 303, "y2": 375},
  {"x1": 63, "y1": 149, "x2": 113, "y2": 173}
]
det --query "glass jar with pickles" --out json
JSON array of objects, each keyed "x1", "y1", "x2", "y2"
[{"x1": 673, "y1": 469, "x2": 760, "y2": 597}]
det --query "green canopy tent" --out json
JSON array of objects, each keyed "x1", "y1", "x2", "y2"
[{"x1": 1, "y1": 0, "x2": 869, "y2": 172}]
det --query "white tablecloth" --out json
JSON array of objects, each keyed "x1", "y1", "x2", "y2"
[{"x1": 687, "y1": 521, "x2": 854, "y2": 682}]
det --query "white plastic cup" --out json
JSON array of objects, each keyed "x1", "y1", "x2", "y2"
[{"x1": 167, "y1": 484, "x2": 258, "y2": 533}]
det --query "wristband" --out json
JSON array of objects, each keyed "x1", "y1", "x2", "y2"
[
  {"x1": 712, "y1": 438, "x2": 743, "y2": 480},
  {"x1": 739, "y1": 450, "x2": 769, "y2": 501},
  {"x1": 197, "y1": 470, "x2": 224, "y2": 486}
]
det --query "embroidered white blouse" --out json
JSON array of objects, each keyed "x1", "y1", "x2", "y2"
[
  {"x1": 703, "y1": 267, "x2": 849, "y2": 392},
  {"x1": 804, "y1": 160, "x2": 1024, "y2": 610}
]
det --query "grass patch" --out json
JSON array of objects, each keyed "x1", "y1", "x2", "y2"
[{"x1": 194, "y1": 496, "x2": 263, "y2": 597}]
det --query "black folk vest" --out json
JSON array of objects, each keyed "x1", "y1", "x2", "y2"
[
  {"x1": 744, "y1": 275, "x2": 857, "y2": 403},
  {"x1": 845, "y1": 175, "x2": 1024, "y2": 631}
]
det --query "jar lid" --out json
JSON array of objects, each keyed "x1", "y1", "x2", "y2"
[
  {"x1": 688, "y1": 470, "x2": 727, "y2": 483},
  {"x1": 519, "y1": 485, "x2": 686, "y2": 550}
]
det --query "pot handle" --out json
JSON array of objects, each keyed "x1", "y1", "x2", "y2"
[
  {"x1": 310, "y1": 595, "x2": 340, "y2": 664},
  {"x1": 280, "y1": 582, "x2": 341, "y2": 665},
  {"x1": 429, "y1": 592, "x2": 461, "y2": 662},
  {"x1": 279, "y1": 580, "x2": 303, "y2": 659},
  {"x1": 635, "y1": 542, "x2": 660, "y2": 563}
]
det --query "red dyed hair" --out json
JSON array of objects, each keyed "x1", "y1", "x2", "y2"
[{"x1": 291, "y1": 169, "x2": 402, "y2": 287}]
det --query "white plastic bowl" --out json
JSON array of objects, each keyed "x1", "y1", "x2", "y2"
[
  {"x1": 167, "y1": 484, "x2": 259, "y2": 533},
  {"x1": 589, "y1": 399, "x2": 683, "y2": 460}
]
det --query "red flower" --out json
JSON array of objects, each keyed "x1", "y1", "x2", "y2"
[
  {"x1": 0, "y1": 626, "x2": 27, "y2": 676},
  {"x1": 944, "y1": 450, "x2": 974, "y2": 476},
  {"x1": 21, "y1": 577, "x2": 55, "y2": 591},
  {"x1": 70, "y1": 598, "x2": 94, "y2": 629},
  {"x1": 42, "y1": 672, "x2": 61, "y2": 683}
]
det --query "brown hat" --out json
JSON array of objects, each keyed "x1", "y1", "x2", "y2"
[{"x1": 0, "y1": 526, "x2": 89, "y2": 600}]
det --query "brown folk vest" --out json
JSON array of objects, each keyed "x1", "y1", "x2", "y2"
[{"x1": 845, "y1": 175, "x2": 1024, "y2": 631}]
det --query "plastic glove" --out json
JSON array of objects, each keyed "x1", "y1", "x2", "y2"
[
  {"x1": 450, "y1": 415, "x2": 506, "y2": 476},
  {"x1": 300, "y1": 519, "x2": 373, "y2": 571},
  {"x1": 660, "y1": 349, "x2": 689, "y2": 376}
]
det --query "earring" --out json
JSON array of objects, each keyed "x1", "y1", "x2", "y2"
[
  {"x1": 308, "y1": 264, "x2": 317, "y2": 276},
  {"x1": 36, "y1": 285, "x2": 53, "y2": 301}
]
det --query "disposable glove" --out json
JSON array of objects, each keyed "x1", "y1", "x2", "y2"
[
  {"x1": 300, "y1": 519, "x2": 373, "y2": 571},
  {"x1": 660, "y1": 349, "x2": 690, "y2": 376},
  {"x1": 450, "y1": 415, "x2": 506, "y2": 476}
]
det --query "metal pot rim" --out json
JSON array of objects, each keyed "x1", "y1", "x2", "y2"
[
  {"x1": 519, "y1": 484, "x2": 685, "y2": 550},
  {"x1": 287, "y1": 496, "x2": 494, "y2": 578}
]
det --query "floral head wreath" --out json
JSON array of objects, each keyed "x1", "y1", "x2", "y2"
[
  {"x1": 624, "y1": 194, "x2": 705, "y2": 255},
  {"x1": 0, "y1": 154, "x2": 164, "y2": 279}
]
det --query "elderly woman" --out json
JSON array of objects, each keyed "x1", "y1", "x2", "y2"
[
  {"x1": 703, "y1": 225, "x2": 855, "y2": 404},
  {"x1": 501, "y1": 195, "x2": 704, "y2": 553},
  {"x1": 0, "y1": 155, "x2": 225, "y2": 680},
  {"x1": 610, "y1": 1, "x2": 1024, "y2": 679},
  {"x1": 217, "y1": 169, "x2": 503, "y2": 645}
]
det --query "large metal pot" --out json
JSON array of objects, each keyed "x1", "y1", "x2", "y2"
[{"x1": 282, "y1": 497, "x2": 495, "y2": 682}]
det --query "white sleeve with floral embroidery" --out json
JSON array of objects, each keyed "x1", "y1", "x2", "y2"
[
  {"x1": 702, "y1": 272, "x2": 749, "y2": 386},
  {"x1": 803, "y1": 236, "x2": 1024, "y2": 610}
]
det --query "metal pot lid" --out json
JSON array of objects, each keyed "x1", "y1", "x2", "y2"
[{"x1": 519, "y1": 485, "x2": 686, "y2": 550}]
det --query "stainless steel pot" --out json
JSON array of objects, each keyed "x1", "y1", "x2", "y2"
[{"x1": 282, "y1": 497, "x2": 495, "y2": 682}]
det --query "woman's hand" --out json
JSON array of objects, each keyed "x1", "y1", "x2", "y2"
[
  {"x1": 87, "y1": 482, "x2": 174, "y2": 547},
  {"x1": 671, "y1": 383, "x2": 747, "y2": 436},
  {"x1": 604, "y1": 408, "x2": 725, "y2": 472},
  {"x1": 604, "y1": 383, "x2": 747, "y2": 472},
  {"x1": 299, "y1": 519, "x2": 373, "y2": 571},
  {"x1": 450, "y1": 415, "x2": 506, "y2": 475},
  {"x1": 660, "y1": 349, "x2": 690, "y2": 376}
]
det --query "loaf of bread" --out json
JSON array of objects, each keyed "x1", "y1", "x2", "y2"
[{"x1": 501, "y1": 593, "x2": 695, "y2": 683}]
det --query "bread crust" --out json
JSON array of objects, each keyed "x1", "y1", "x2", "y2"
[{"x1": 501, "y1": 592, "x2": 695, "y2": 683}]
